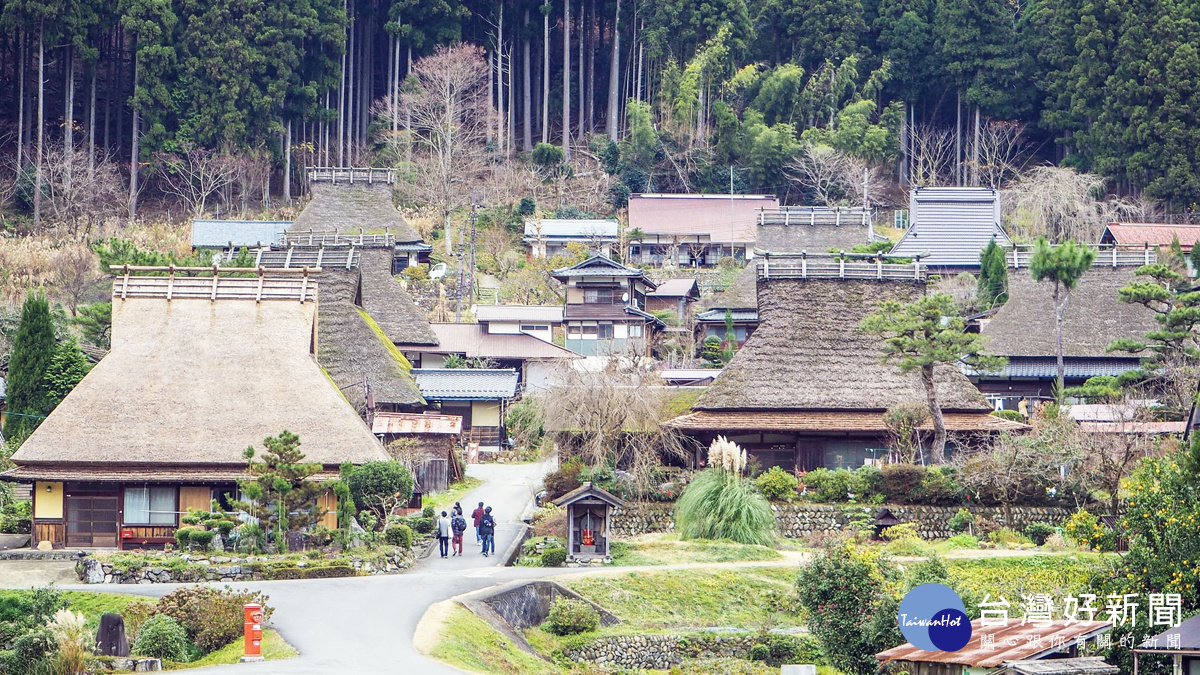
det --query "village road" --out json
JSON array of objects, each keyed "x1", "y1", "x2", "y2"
[{"x1": 45, "y1": 458, "x2": 558, "y2": 675}]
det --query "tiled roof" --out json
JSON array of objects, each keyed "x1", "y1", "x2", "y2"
[
  {"x1": 1103, "y1": 223, "x2": 1200, "y2": 249},
  {"x1": 666, "y1": 410, "x2": 1027, "y2": 432},
  {"x1": 878, "y1": 620, "x2": 1110, "y2": 668},
  {"x1": 966, "y1": 357, "x2": 1141, "y2": 379},
  {"x1": 428, "y1": 324, "x2": 580, "y2": 359},
  {"x1": 552, "y1": 255, "x2": 651, "y2": 282},
  {"x1": 696, "y1": 308, "x2": 759, "y2": 322},
  {"x1": 190, "y1": 220, "x2": 291, "y2": 248},
  {"x1": 412, "y1": 369, "x2": 519, "y2": 400},
  {"x1": 475, "y1": 305, "x2": 564, "y2": 323}
]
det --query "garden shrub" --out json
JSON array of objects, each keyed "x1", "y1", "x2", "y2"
[
  {"x1": 0, "y1": 500, "x2": 32, "y2": 534},
  {"x1": 409, "y1": 517, "x2": 435, "y2": 535},
  {"x1": 750, "y1": 633, "x2": 822, "y2": 667},
  {"x1": 530, "y1": 505, "x2": 567, "y2": 538},
  {"x1": 988, "y1": 528, "x2": 1033, "y2": 547},
  {"x1": 882, "y1": 523, "x2": 929, "y2": 556},
  {"x1": 1063, "y1": 509, "x2": 1116, "y2": 552},
  {"x1": 133, "y1": 615, "x2": 189, "y2": 662},
  {"x1": 802, "y1": 468, "x2": 850, "y2": 502},
  {"x1": 880, "y1": 523, "x2": 920, "y2": 541},
  {"x1": 421, "y1": 505, "x2": 436, "y2": 519},
  {"x1": 675, "y1": 469, "x2": 775, "y2": 546},
  {"x1": 755, "y1": 466, "x2": 798, "y2": 501},
  {"x1": 345, "y1": 461, "x2": 415, "y2": 522},
  {"x1": 543, "y1": 456, "x2": 585, "y2": 499},
  {"x1": 121, "y1": 601, "x2": 157, "y2": 643},
  {"x1": 848, "y1": 465, "x2": 883, "y2": 501},
  {"x1": 918, "y1": 467, "x2": 962, "y2": 505},
  {"x1": 748, "y1": 644, "x2": 769, "y2": 661},
  {"x1": 991, "y1": 409, "x2": 1025, "y2": 422},
  {"x1": 174, "y1": 527, "x2": 193, "y2": 548},
  {"x1": 155, "y1": 586, "x2": 273, "y2": 653},
  {"x1": 540, "y1": 546, "x2": 568, "y2": 567},
  {"x1": 1024, "y1": 522, "x2": 1056, "y2": 546},
  {"x1": 544, "y1": 597, "x2": 599, "y2": 635},
  {"x1": 948, "y1": 508, "x2": 975, "y2": 533},
  {"x1": 947, "y1": 533, "x2": 980, "y2": 549},
  {"x1": 384, "y1": 523, "x2": 413, "y2": 548},
  {"x1": 881, "y1": 464, "x2": 925, "y2": 503},
  {"x1": 188, "y1": 530, "x2": 215, "y2": 551}
]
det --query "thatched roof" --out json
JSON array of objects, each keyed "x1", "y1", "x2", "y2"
[
  {"x1": 315, "y1": 269, "x2": 425, "y2": 409},
  {"x1": 708, "y1": 263, "x2": 759, "y2": 310},
  {"x1": 667, "y1": 410, "x2": 1026, "y2": 432},
  {"x1": 357, "y1": 247, "x2": 438, "y2": 346},
  {"x1": 695, "y1": 278, "x2": 991, "y2": 412},
  {"x1": 10, "y1": 292, "x2": 389, "y2": 470},
  {"x1": 756, "y1": 221, "x2": 869, "y2": 254},
  {"x1": 982, "y1": 265, "x2": 1158, "y2": 358},
  {"x1": 291, "y1": 181, "x2": 422, "y2": 243}
]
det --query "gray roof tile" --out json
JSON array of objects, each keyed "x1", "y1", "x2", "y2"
[{"x1": 413, "y1": 369, "x2": 519, "y2": 400}]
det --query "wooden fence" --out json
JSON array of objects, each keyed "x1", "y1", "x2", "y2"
[
  {"x1": 111, "y1": 265, "x2": 319, "y2": 303},
  {"x1": 306, "y1": 167, "x2": 395, "y2": 184},
  {"x1": 1009, "y1": 246, "x2": 1157, "y2": 269},
  {"x1": 757, "y1": 253, "x2": 927, "y2": 282}
]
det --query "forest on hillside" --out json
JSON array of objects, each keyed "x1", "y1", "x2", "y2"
[{"x1": 1, "y1": 0, "x2": 1200, "y2": 229}]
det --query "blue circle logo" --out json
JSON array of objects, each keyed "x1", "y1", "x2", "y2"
[{"x1": 898, "y1": 583, "x2": 972, "y2": 652}]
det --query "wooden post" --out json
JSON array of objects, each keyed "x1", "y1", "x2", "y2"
[
  {"x1": 877, "y1": 257, "x2": 883, "y2": 280},
  {"x1": 839, "y1": 253, "x2": 846, "y2": 279}
]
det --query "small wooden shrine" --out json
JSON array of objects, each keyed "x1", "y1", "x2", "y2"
[{"x1": 552, "y1": 482, "x2": 625, "y2": 559}]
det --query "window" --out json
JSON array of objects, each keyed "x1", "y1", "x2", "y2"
[
  {"x1": 584, "y1": 288, "x2": 614, "y2": 304},
  {"x1": 520, "y1": 324, "x2": 545, "y2": 332},
  {"x1": 597, "y1": 323, "x2": 614, "y2": 339},
  {"x1": 124, "y1": 486, "x2": 176, "y2": 525},
  {"x1": 628, "y1": 324, "x2": 644, "y2": 337},
  {"x1": 581, "y1": 324, "x2": 599, "y2": 336}
]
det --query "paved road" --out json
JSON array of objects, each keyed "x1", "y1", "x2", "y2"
[{"x1": 9, "y1": 459, "x2": 556, "y2": 675}]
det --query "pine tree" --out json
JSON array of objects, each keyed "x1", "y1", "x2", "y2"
[
  {"x1": 1029, "y1": 238, "x2": 1095, "y2": 395},
  {"x1": 233, "y1": 431, "x2": 323, "y2": 553},
  {"x1": 3, "y1": 292, "x2": 57, "y2": 440},
  {"x1": 977, "y1": 238, "x2": 1009, "y2": 309}
]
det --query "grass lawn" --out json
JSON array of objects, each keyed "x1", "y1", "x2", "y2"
[
  {"x1": 430, "y1": 603, "x2": 569, "y2": 675},
  {"x1": 427, "y1": 476, "x2": 484, "y2": 513},
  {"x1": 562, "y1": 566, "x2": 802, "y2": 630},
  {"x1": 610, "y1": 533, "x2": 783, "y2": 566},
  {"x1": 168, "y1": 629, "x2": 296, "y2": 669}
]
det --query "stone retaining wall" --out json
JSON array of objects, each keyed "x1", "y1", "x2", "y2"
[
  {"x1": 610, "y1": 503, "x2": 1075, "y2": 540},
  {"x1": 76, "y1": 549, "x2": 414, "y2": 584},
  {"x1": 566, "y1": 634, "x2": 753, "y2": 670}
]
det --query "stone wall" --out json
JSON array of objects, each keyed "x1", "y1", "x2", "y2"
[
  {"x1": 610, "y1": 503, "x2": 1074, "y2": 540},
  {"x1": 482, "y1": 580, "x2": 620, "y2": 631},
  {"x1": 76, "y1": 549, "x2": 414, "y2": 584},
  {"x1": 566, "y1": 634, "x2": 754, "y2": 670}
]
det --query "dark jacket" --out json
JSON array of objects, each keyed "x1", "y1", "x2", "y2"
[
  {"x1": 478, "y1": 513, "x2": 496, "y2": 536},
  {"x1": 451, "y1": 515, "x2": 467, "y2": 535}
]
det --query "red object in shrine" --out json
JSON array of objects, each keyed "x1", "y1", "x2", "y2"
[{"x1": 581, "y1": 529, "x2": 595, "y2": 545}]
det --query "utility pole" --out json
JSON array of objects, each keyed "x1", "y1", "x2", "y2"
[
  {"x1": 455, "y1": 232, "x2": 465, "y2": 323},
  {"x1": 468, "y1": 204, "x2": 479, "y2": 311}
]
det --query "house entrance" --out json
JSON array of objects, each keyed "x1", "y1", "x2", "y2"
[{"x1": 66, "y1": 494, "x2": 119, "y2": 548}]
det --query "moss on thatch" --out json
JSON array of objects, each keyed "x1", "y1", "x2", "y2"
[{"x1": 355, "y1": 307, "x2": 413, "y2": 372}]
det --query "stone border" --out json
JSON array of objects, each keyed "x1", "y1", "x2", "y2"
[
  {"x1": 456, "y1": 580, "x2": 621, "y2": 657},
  {"x1": 76, "y1": 548, "x2": 415, "y2": 584}
]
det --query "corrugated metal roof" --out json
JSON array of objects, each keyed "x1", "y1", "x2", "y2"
[
  {"x1": 648, "y1": 279, "x2": 699, "y2": 298},
  {"x1": 1009, "y1": 657, "x2": 1117, "y2": 675},
  {"x1": 523, "y1": 219, "x2": 619, "y2": 239},
  {"x1": 1067, "y1": 401, "x2": 1156, "y2": 422},
  {"x1": 475, "y1": 305, "x2": 564, "y2": 323},
  {"x1": 628, "y1": 193, "x2": 778, "y2": 243},
  {"x1": 1103, "y1": 223, "x2": 1200, "y2": 249},
  {"x1": 878, "y1": 620, "x2": 1110, "y2": 668},
  {"x1": 1139, "y1": 612, "x2": 1200, "y2": 651},
  {"x1": 697, "y1": 308, "x2": 759, "y2": 322},
  {"x1": 890, "y1": 187, "x2": 1011, "y2": 267},
  {"x1": 371, "y1": 412, "x2": 462, "y2": 435},
  {"x1": 428, "y1": 323, "x2": 580, "y2": 359},
  {"x1": 412, "y1": 368, "x2": 519, "y2": 399},
  {"x1": 190, "y1": 220, "x2": 291, "y2": 248}
]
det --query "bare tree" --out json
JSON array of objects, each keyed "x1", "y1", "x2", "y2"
[
  {"x1": 39, "y1": 145, "x2": 125, "y2": 235},
  {"x1": 541, "y1": 363, "x2": 688, "y2": 493},
  {"x1": 154, "y1": 145, "x2": 240, "y2": 217},
  {"x1": 909, "y1": 125, "x2": 955, "y2": 187},
  {"x1": 883, "y1": 401, "x2": 929, "y2": 464},
  {"x1": 1008, "y1": 166, "x2": 1137, "y2": 243},
  {"x1": 1072, "y1": 401, "x2": 1157, "y2": 515},
  {"x1": 788, "y1": 145, "x2": 849, "y2": 206},
  {"x1": 970, "y1": 120, "x2": 1027, "y2": 189},
  {"x1": 381, "y1": 45, "x2": 492, "y2": 257},
  {"x1": 52, "y1": 242, "x2": 104, "y2": 316}
]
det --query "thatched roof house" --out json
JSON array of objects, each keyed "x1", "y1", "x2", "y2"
[
  {"x1": 670, "y1": 268, "x2": 1022, "y2": 470},
  {"x1": 2, "y1": 267, "x2": 389, "y2": 549},
  {"x1": 976, "y1": 263, "x2": 1157, "y2": 400}
]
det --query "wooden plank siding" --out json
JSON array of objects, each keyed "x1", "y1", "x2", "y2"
[{"x1": 33, "y1": 520, "x2": 64, "y2": 548}]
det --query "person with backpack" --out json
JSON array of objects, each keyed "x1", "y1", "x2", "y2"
[
  {"x1": 450, "y1": 510, "x2": 467, "y2": 556},
  {"x1": 479, "y1": 506, "x2": 496, "y2": 557},
  {"x1": 436, "y1": 510, "x2": 452, "y2": 559},
  {"x1": 453, "y1": 502, "x2": 463, "y2": 518},
  {"x1": 471, "y1": 502, "x2": 485, "y2": 544}
]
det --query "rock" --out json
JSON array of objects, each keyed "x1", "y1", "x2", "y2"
[
  {"x1": 82, "y1": 557, "x2": 105, "y2": 584},
  {"x1": 37, "y1": 540, "x2": 52, "y2": 551},
  {"x1": 134, "y1": 658, "x2": 162, "y2": 671},
  {"x1": 110, "y1": 658, "x2": 137, "y2": 671}
]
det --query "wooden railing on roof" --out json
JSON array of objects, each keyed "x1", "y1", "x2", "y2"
[
  {"x1": 110, "y1": 265, "x2": 319, "y2": 303},
  {"x1": 1008, "y1": 245, "x2": 1157, "y2": 269},
  {"x1": 306, "y1": 167, "x2": 395, "y2": 185},
  {"x1": 757, "y1": 252, "x2": 927, "y2": 282},
  {"x1": 281, "y1": 230, "x2": 396, "y2": 247},
  {"x1": 758, "y1": 206, "x2": 871, "y2": 228}
]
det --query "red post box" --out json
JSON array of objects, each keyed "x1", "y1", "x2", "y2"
[{"x1": 241, "y1": 603, "x2": 264, "y2": 662}]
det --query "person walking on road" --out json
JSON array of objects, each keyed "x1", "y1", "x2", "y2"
[
  {"x1": 471, "y1": 502, "x2": 485, "y2": 544},
  {"x1": 479, "y1": 506, "x2": 496, "y2": 557},
  {"x1": 453, "y1": 502, "x2": 463, "y2": 518},
  {"x1": 450, "y1": 510, "x2": 467, "y2": 556},
  {"x1": 436, "y1": 511, "x2": 452, "y2": 559}
]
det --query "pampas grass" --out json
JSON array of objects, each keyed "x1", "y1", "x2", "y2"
[{"x1": 675, "y1": 469, "x2": 775, "y2": 547}]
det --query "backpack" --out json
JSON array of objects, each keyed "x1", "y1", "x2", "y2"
[{"x1": 452, "y1": 515, "x2": 467, "y2": 534}]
